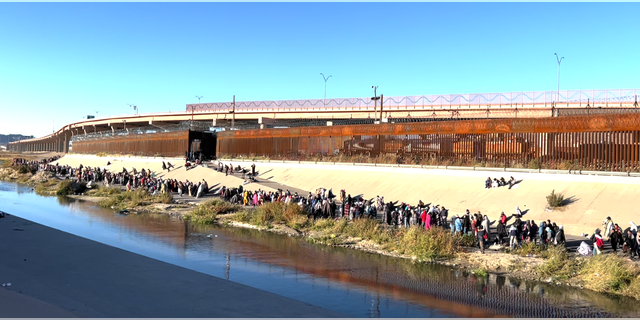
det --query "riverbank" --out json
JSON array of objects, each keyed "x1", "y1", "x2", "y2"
[{"x1": 4, "y1": 153, "x2": 640, "y2": 302}]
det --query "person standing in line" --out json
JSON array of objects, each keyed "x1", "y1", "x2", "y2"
[{"x1": 477, "y1": 225, "x2": 487, "y2": 254}]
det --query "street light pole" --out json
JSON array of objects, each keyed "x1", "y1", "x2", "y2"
[
  {"x1": 371, "y1": 86, "x2": 379, "y2": 123},
  {"x1": 554, "y1": 53, "x2": 564, "y2": 104},
  {"x1": 320, "y1": 73, "x2": 332, "y2": 107},
  {"x1": 127, "y1": 103, "x2": 134, "y2": 114}
]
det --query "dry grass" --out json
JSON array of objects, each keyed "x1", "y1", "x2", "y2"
[
  {"x1": 97, "y1": 188, "x2": 173, "y2": 210},
  {"x1": 185, "y1": 199, "x2": 239, "y2": 225},
  {"x1": 578, "y1": 254, "x2": 640, "y2": 295},
  {"x1": 87, "y1": 185, "x2": 123, "y2": 197}
]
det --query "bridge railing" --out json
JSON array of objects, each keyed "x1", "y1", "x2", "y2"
[{"x1": 186, "y1": 89, "x2": 640, "y2": 113}]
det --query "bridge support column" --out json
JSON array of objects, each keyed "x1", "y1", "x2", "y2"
[{"x1": 63, "y1": 134, "x2": 69, "y2": 154}]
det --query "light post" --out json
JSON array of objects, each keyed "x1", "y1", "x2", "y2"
[
  {"x1": 127, "y1": 103, "x2": 134, "y2": 114},
  {"x1": 554, "y1": 53, "x2": 564, "y2": 104},
  {"x1": 320, "y1": 73, "x2": 332, "y2": 107},
  {"x1": 371, "y1": 86, "x2": 380, "y2": 123},
  {"x1": 196, "y1": 95, "x2": 203, "y2": 103}
]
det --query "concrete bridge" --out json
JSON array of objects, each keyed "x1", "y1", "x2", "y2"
[{"x1": 8, "y1": 88, "x2": 639, "y2": 153}]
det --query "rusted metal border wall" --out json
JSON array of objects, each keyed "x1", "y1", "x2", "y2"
[
  {"x1": 72, "y1": 131, "x2": 189, "y2": 157},
  {"x1": 217, "y1": 113, "x2": 640, "y2": 171}
]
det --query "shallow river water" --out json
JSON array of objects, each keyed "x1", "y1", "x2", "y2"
[{"x1": 1, "y1": 181, "x2": 639, "y2": 317}]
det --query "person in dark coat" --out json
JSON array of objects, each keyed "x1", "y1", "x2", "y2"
[
  {"x1": 477, "y1": 226, "x2": 487, "y2": 254},
  {"x1": 496, "y1": 220, "x2": 507, "y2": 245},
  {"x1": 555, "y1": 225, "x2": 566, "y2": 246},
  {"x1": 463, "y1": 212, "x2": 472, "y2": 235},
  {"x1": 610, "y1": 225, "x2": 623, "y2": 252}
]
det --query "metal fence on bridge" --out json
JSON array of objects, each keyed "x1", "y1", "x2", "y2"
[
  {"x1": 217, "y1": 112, "x2": 640, "y2": 172},
  {"x1": 188, "y1": 89, "x2": 640, "y2": 113}
]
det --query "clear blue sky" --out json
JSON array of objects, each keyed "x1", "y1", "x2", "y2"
[{"x1": 1, "y1": 3, "x2": 639, "y2": 137}]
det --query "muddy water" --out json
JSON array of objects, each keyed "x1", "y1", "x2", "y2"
[{"x1": 1, "y1": 181, "x2": 639, "y2": 318}]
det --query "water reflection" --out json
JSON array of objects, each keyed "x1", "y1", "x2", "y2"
[{"x1": 1, "y1": 181, "x2": 639, "y2": 318}]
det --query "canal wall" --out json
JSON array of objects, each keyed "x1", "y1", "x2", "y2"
[
  {"x1": 54, "y1": 154, "x2": 640, "y2": 237},
  {"x1": 0, "y1": 214, "x2": 345, "y2": 317},
  {"x1": 221, "y1": 160, "x2": 640, "y2": 237}
]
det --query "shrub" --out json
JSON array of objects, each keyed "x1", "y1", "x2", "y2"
[
  {"x1": 535, "y1": 246, "x2": 581, "y2": 281},
  {"x1": 233, "y1": 210, "x2": 251, "y2": 223},
  {"x1": 528, "y1": 159, "x2": 541, "y2": 169},
  {"x1": 56, "y1": 180, "x2": 73, "y2": 196},
  {"x1": 396, "y1": 226, "x2": 459, "y2": 261},
  {"x1": 546, "y1": 189, "x2": 565, "y2": 208},
  {"x1": 155, "y1": 192, "x2": 173, "y2": 204},
  {"x1": 17, "y1": 165, "x2": 36, "y2": 174}
]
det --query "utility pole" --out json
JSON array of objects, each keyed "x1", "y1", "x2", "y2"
[
  {"x1": 554, "y1": 53, "x2": 565, "y2": 104},
  {"x1": 371, "y1": 86, "x2": 380, "y2": 123},
  {"x1": 380, "y1": 94, "x2": 384, "y2": 123},
  {"x1": 231, "y1": 95, "x2": 236, "y2": 130}
]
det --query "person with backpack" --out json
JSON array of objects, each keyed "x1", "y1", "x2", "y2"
[{"x1": 590, "y1": 229, "x2": 604, "y2": 255}]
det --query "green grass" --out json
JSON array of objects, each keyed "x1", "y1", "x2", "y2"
[{"x1": 472, "y1": 268, "x2": 488, "y2": 277}]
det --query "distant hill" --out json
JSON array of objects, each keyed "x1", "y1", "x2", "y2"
[{"x1": 0, "y1": 134, "x2": 35, "y2": 147}]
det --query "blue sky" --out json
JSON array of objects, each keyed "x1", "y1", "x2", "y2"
[{"x1": 1, "y1": 3, "x2": 639, "y2": 137}]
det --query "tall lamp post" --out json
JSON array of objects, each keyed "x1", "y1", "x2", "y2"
[
  {"x1": 371, "y1": 86, "x2": 380, "y2": 123},
  {"x1": 320, "y1": 73, "x2": 332, "y2": 107},
  {"x1": 554, "y1": 53, "x2": 564, "y2": 104},
  {"x1": 127, "y1": 103, "x2": 134, "y2": 114}
]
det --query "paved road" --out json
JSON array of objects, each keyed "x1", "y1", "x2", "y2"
[{"x1": 0, "y1": 214, "x2": 347, "y2": 317}]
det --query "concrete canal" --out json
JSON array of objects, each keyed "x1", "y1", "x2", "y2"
[{"x1": 1, "y1": 181, "x2": 638, "y2": 317}]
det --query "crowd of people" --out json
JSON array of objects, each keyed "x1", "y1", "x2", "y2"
[
  {"x1": 12, "y1": 156, "x2": 639, "y2": 259},
  {"x1": 11, "y1": 156, "x2": 60, "y2": 169},
  {"x1": 581, "y1": 217, "x2": 640, "y2": 257}
]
